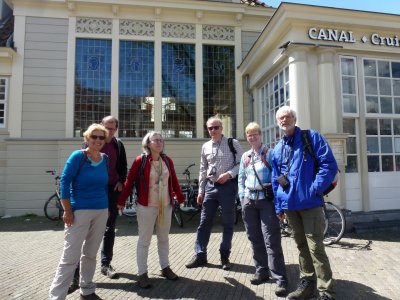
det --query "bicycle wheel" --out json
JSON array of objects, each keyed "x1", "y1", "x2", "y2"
[
  {"x1": 122, "y1": 194, "x2": 137, "y2": 217},
  {"x1": 323, "y1": 202, "x2": 346, "y2": 245},
  {"x1": 172, "y1": 203, "x2": 183, "y2": 227},
  {"x1": 44, "y1": 194, "x2": 63, "y2": 221}
]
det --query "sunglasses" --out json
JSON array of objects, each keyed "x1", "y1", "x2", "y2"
[
  {"x1": 207, "y1": 125, "x2": 221, "y2": 131},
  {"x1": 90, "y1": 135, "x2": 106, "y2": 140}
]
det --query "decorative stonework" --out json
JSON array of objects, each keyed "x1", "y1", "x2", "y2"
[
  {"x1": 120, "y1": 20, "x2": 155, "y2": 36},
  {"x1": 202, "y1": 25, "x2": 235, "y2": 41},
  {"x1": 162, "y1": 23, "x2": 195, "y2": 39},
  {"x1": 76, "y1": 18, "x2": 112, "y2": 34}
]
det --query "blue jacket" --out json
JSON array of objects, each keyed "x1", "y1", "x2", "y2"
[{"x1": 272, "y1": 127, "x2": 338, "y2": 214}]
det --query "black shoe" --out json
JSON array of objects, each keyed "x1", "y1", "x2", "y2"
[
  {"x1": 317, "y1": 293, "x2": 335, "y2": 300},
  {"x1": 221, "y1": 257, "x2": 231, "y2": 270},
  {"x1": 250, "y1": 273, "x2": 270, "y2": 285},
  {"x1": 80, "y1": 293, "x2": 102, "y2": 300},
  {"x1": 275, "y1": 283, "x2": 288, "y2": 297},
  {"x1": 185, "y1": 255, "x2": 207, "y2": 268},
  {"x1": 138, "y1": 272, "x2": 152, "y2": 289},
  {"x1": 67, "y1": 274, "x2": 79, "y2": 294},
  {"x1": 101, "y1": 264, "x2": 119, "y2": 279},
  {"x1": 287, "y1": 279, "x2": 317, "y2": 299}
]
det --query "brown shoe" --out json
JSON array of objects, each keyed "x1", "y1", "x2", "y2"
[
  {"x1": 138, "y1": 273, "x2": 152, "y2": 289},
  {"x1": 161, "y1": 266, "x2": 178, "y2": 280}
]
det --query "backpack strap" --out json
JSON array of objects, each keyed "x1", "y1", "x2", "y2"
[
  {"x1": 245, "y1": 145, "x2": 272, "y2": 171},
  {"x1": 301, "y1": 130, "x2": 319, "y2": 177},
  {"x1": 228, "y1": 137, "x2": 237, "y2": 166},
  {"x1": 134, "y1": 153, "x2": 147, "y2": 197}
]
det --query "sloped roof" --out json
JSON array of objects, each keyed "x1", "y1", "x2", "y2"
[{"x1": 240, "y1": 0, "x2": 269, "y2": 7}]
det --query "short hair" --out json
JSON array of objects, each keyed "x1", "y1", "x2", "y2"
[
  {"x1": 206, "y1": 116, "x2": 222, "y2": 127},
  {"x1": 245, "y1": 122, "x2": 261, "y2": 135},
  {"x1": 142, "y1": 131, "x2": 164, "y2": 155},
  {"x1": 276, "y1": 106, "x2": 297, "y2": 122},
  {"x1": 101, "y1": 115, "x2": 119, "y2": 128},
  {"x1": 83, "y1": 123, "x2": 109, "y2": 143}
]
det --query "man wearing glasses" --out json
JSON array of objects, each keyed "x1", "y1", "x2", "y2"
[{"x1": 186, "y1": 117, "x2": 243, "y2": 270}]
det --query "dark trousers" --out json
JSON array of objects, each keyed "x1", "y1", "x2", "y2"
[
  {"x1": 100, "y1": 188, "x2": 120, "y2": 266},
  {"x1": 194, "y1": 180, "x2": 237, "y2": 259},
  {"x1": 242, "y1": 198, "x2": 288, "y2": 285}
]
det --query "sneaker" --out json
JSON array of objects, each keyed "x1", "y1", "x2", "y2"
[
  {"x1": 101, "y1": 264, "x2": 119, "y2": 279},
  {"x1": 138, "y1": 273, "x2": 152, "y2": 289},
  {"x1": 161, "y1": 266, "x2": 178, "y2": 280},
  {"x1": 275, "y1": 283, "x2": 288, "y2": 297},
  {"x1": 67, "y1": 274, "x2": 79, "y2": 294},
  {"x1": 287, "y1": 279, "x2": 317, "y2": 299},
  {"x1": 317, "y1": 293, "x2": 335, "y2": 300},
  {"x1": 221, "y1": 257, "x2": 231, "y2": 270},
  {"x1": 185, "y1": 255, "x2": 207, "y2": 268},
  {"x1": 250, "y1": 273, "x2": 270, "y2": 285},
  {"x1": 80, "y1": 293, "x2": 102, "y2": 300}
]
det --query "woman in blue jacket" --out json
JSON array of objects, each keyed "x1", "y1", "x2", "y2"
[{"x1": 49, "y1": 123, "x2": 109, "y2": 300}]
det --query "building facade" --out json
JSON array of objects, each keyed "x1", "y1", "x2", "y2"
[{"x1": 1, "y1": 1, "x2": 400, "y2": 216}]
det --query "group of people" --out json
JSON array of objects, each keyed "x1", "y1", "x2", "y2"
[{"x1": 49, "y1": 106, "x2": 338, "y2": 300}]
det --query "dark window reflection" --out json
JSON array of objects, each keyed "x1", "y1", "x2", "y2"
[
  {"x1": 119, "y1": 41, "x2": 154, "y2": 137},
  {"x1": 74, "y1": 39, "x2": 112, "y2": 136},
  {"x1": 382, "y1": 155, "x2": 394, "y2": 171},
  {"x1": 203, "y1": 45, "x2": 235, "y2": 137},
  {"x1": 161, "y1": 43, "x2": 196, "y2": 138},
  {"x1": 367, "y1": 155, "x2": 380, "y2": 172},
  {"x1": 345, "y1": 156, "x2": 358, "y2": 173}
]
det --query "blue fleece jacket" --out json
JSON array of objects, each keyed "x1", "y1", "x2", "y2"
[
  {"x1": 60, "y1": 150, "x2": 108, "y2": 211},
  {"x1": 272, "y1": 127, "x2": 338, "y2": 215}
]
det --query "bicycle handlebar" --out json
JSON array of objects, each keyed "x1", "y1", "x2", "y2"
[
  {"x1": 46, "y1": 170, "x2": 56, "y2": 175},
  {"x1": 183, "y1": 163, "x2": 195, "y2": 175}
]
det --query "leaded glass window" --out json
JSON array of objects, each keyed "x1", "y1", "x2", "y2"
[
  {"x1": 119, "y1": 41, "x2": 154, "y2": 137},
  {"x1": 74, "y1": 39, "x2": 112, "y2": 136},
  {"x1": 203, "y1": 45, "x2": 235, "y2": 137},
  {"x1": 0, "y1": 77, "x2": 7, "y2": 128},
  {"x1": 162, "y1": 43, "x2": 196, "y2": 138}
]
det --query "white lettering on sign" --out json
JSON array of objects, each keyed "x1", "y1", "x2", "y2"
[
  {"x1": 308, "y1": 28, "x2": 356, "y2": 43},
  {"x1": 370, "y1": 34, "x2": 399, "y2": 47}
]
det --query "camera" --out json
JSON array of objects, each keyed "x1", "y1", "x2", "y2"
[
  {"x1": 277, "y1": 174, "x2": 290, "y2": 190},
  {"x1": 207, "y1": 166, "x2": 216, "y2": 177}
]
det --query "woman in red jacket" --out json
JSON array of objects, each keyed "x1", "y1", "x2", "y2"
[{"x1": 118, "y1": 131, "x2": 184, "y2": 289}]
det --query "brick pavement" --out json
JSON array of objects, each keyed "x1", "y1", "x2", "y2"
[{"x1": 1, "y1": 215, "x2": 399, "y2": 300}]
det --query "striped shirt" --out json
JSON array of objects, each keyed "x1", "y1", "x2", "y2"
[
  {"x1": 238, "y1": 145, "x2": 273, "y2": 200},
  {"x1": 198, "y1": 136, "x2": 243, "y2": 195}
]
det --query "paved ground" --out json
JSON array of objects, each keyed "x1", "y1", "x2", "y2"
[{"x1": 1, "y1": 214, "x2": 399, "y2": 300}]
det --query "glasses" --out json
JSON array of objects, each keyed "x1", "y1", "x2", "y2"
[
  {"x1": 150, "y1": 139, "x2": 164, "y2": 144},
  {"x1": 207, "y1": 126, "x2": 221, "y2": 131},
  {"x1": 90, "y1": 135, "x2": 106, "y2": 140}
]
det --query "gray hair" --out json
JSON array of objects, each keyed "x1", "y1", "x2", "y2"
[
  {"x1": 141, "y1": 131, "x2": 164, "y2": 154},
  {"x1": 206, "y1": 116, "x2": 222, "y2": 127},
  {"x1": 276, "y1": 106, "x2": 297, "y2": 122}
]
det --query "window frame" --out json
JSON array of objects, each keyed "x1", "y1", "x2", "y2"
[{"x1": 0, "y1": 76, "x2": 8, "y2": 129}]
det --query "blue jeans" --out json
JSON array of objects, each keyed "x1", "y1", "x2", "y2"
[
  {"x1": 194, "y1": 180, "x2": 237, "y2": 259},
  {"x1": 242, "y1": 198, "x2": 287, "y2": 285},
  {"x1": 100, "y1": 187, "x2": 120, "y2": 266}
]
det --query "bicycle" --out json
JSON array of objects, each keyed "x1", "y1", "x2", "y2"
[
  {"x1": 280, "y1": 198, "x2": 346, "y2": 245},
  {"x1": 44, "y1": 170, "x2": 63, "y2": 221}
]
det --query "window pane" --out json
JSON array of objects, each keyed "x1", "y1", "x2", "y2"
[
  {"x1": 366, "y1": 96, "x2": 379, "y2": 113},
  {"x1": 366, "y1": 119, "x2": 378, "y2": 135},
  {"x1": 393, "y1": 80, "x2": 400, "y2": 96},
  {"x1": 342, "y1": 77, "x2": 356, "y2": 94},
  {"x1": 74, "y1": 39, "x2": 112, "y2": 136},
  {"x1": 379, "y1": 78, "x2": 392, "y2": 95},
  {"x1": 380, "y1": 97, "x2": 393, "y2": 114},
  {"x1": 395, "y1": 98, "x2": 400, "y2": 114},
  {"x1": 346, "y1": 156, "x2": 358, "y2": 173},
  {"x1": 394, "y1": 137, "x2": 400, "y2": 153},
  {"x1": 394, "y1": 120, "x2": 400, "y2": 135},
  {"x1": 364, "y1": 59, "x2": 377, "y2": 76},
  {"x1": 378, "y1": 61, "x2": 390, "y2": 77},
  {"x1": 162, "y1": 43, "x2": 196, "y2": 138},
  {"x1": 347, "y1": 137, "x2": 357, "y2": 154},
  {"x1": 343, "y1": 118, "x2": 355, "y2": 134},
  {"x1": 342, "y1": 95, "x2": 357, "y2": 113},
  {"x1": 341, "y1": 58, "x2": 355, "y2": 76},
  {"x1": 379, "y1": 119, "x2": 392, "y2": 135},
  {"x1": 365, "y1": 78, "x2": 378, "y2": 95},
  {"x1": 367, "y1": 155, "x2": 380, "y2": 172},
  {"x1": 367, "y1": 137, "x2": 379, "y2": 153},
  {"x1": 203, "y1": 45, "x2": 235, "y2": 137},
  {"x1": 380, "y1": 137, "x2": 392, "y2": 153},
  {"x1": 119, "y1": 41, "x2": 154, "y2": 137},
  {"x1": 392, "y1": 62, "x2": 400, "y2": 78},
  {"x1": 396, "y1": 155, "x2": 400, "y2": 171},
  {"x1": 382, "y1": 155, "x2": 394, "y2": 171}
]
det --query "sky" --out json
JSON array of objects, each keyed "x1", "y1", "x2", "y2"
[{"x1": 262, "y1": 0, "x2": 400, "y2": 15}]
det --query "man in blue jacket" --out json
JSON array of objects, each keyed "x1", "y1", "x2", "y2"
[{"x1": 272, "y1": 106, "x2": 337, "y2": 300}]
